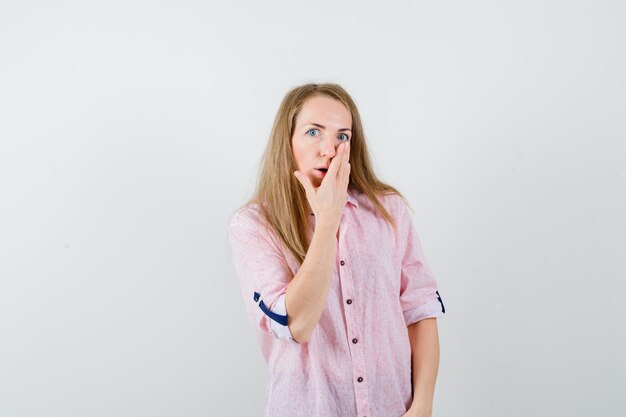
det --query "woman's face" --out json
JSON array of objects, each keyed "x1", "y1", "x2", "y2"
[{"x1": 291, "y1": 94, "x2": 352, "y2": 188}]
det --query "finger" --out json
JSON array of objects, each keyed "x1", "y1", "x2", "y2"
[
  {"x1": 337, "y1": 142, "x2": 350, "y2": 185},
  {"x1": 343, "y1": 141, "x2": 350, "y2": 176},
  {"x1": 340, "y1": 162, "x2": 350, "y2": 189},
  {"x1": 325, "y1": 142, "x2": 345, "y2": 181},
  {"x1": 294, "y1": 171, "x2": 315, "y2": 196}
]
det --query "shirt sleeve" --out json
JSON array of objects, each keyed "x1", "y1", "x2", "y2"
[
  {"x1": 227, "y1": 211, "x2": 299, "y2": 344},
  {"x1": 397, "y1": 199, "x2": 446, "y2": 326}
]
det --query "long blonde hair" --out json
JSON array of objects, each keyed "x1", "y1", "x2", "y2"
[{"x1": 242, "y1": 82, "x2": 409, "y2": 265}]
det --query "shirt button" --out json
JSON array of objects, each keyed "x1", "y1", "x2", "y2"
[
  {"x1": 346, "y1": 299, "x2": 352, "y2": 304},
  {"x1": 352, "y1": 338, "x2": 358, "y2": 344},
  {"x1": 357, "y1": 376, "x2": 363, "y2": 382},
  {"x1": 340, "y1": 260, "x2": 345, "y2": 266}
]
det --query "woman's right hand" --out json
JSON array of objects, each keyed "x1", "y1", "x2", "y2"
[{"x1": 294, "y1": 141, "x2": 351, "y2": 229}]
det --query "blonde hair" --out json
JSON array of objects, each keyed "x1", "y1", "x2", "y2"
[{"x1": 242, "y1": 82, "x2": 409, "y2": 265}]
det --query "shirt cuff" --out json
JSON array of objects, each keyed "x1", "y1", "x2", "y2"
[
  {"x1": 403, "y1": 297, "x2": 445, "y2": 326},
  {"x1": 268, "y1": 293, "x2": 299, "y2": 344}
]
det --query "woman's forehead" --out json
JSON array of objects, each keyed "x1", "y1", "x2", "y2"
[{"x1": 297, "y1": 95, "x2": 352, "y2": 127}]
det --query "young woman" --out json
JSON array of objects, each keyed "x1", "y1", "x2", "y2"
[{"x1": 227, "y1": 83, "x2": 446, "y2": 417}]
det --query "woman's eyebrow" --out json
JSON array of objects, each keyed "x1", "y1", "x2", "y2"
[{"x1": 305, "y1": 123, "x2": 352, "y2": 132}]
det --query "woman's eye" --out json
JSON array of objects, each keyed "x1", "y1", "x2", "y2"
[
  {"x1": 306, "y1": 129, "x2": 349, "y2": 141},
  {"x1": 306, "y1": 129, "x2": 350, "y2": 142}
]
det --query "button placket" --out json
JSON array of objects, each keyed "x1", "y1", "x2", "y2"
[{"x1": 336, "y1": 220, "x2": 371, "y2": 417}]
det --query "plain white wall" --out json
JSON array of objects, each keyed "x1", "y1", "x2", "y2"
[{"x1": 1, "y1": 1, "x2": 624, "y2": 416}]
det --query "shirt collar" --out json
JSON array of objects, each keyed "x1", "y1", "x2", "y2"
[{"x1": 346, "y1": 188, "x2": 360, "y2": 208}]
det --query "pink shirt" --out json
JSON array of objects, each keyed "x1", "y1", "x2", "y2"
[{"x1": 227, "y1": 188, "x2": 446, "y2": 417}]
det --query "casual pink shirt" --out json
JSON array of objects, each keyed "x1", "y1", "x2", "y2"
[{"x1": 227, "y1": 188, "x2": 446, "y2": 417}]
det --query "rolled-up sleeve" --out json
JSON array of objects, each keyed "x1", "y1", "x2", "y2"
[
  {"x1": 397, "y1": 199, "x2": 446, "y2": 326},
  {"x1": 227, "y1": 210, "x2": 299, "y2": 344}
]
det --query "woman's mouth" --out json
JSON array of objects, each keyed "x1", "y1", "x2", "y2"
[{"x1": 315, "y1": 168, "x2": 328, "y2": 176}]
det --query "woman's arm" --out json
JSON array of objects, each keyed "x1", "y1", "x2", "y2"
[
  {"x1": 284, "y1": 220, "x2": 337, "y2": 344},
  {"x1": 288, "y1": 141, "x2": 351, "y2": 344},
  {"x1": 406, "y1": 317, "x2": 440, "y2": 417}
]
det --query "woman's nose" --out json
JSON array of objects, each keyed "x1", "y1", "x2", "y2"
[{"x1": 320, "y1": 136, "x2": 337, "y2": 158}]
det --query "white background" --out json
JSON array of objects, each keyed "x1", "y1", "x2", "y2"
[{"x1": 1, "y1": 1, "x2": 624, "y2": 416}]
